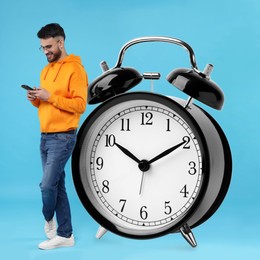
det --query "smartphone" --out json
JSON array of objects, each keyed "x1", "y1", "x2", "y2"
[{"x1": 21, "y1": 84, "x2": 34, "y2": 91}]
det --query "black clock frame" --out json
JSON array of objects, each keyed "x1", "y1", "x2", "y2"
[{"x1": 72, "y1": 91, "x2": 231, "y2": 239}]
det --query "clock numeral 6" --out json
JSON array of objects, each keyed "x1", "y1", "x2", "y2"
[{"x1": 140, "y1": 206, "x2": 148, "y2": 220}]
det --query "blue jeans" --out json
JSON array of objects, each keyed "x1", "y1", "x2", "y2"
[{"x1": 40, "y1": 132, "x2": 76, "y2": 238}]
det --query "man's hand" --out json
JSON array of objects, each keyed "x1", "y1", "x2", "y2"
[
  {"x1": 27, "y1": 90, "x2": 37, "y2": 101},
  {"x1": 30, "y1": 88, "x2": 50, "y2": 102}
]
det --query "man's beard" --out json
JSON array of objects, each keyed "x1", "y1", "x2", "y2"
[{"x1": 46, "y1": 49, "x2": 62, "y2": 63}]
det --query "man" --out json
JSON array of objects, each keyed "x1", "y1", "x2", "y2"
[{"x1": 27, "y1": 23, "x2": 88, "y2": 250}]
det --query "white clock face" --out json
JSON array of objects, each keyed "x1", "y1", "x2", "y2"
[{"x1": 79, "y1": 96, "x2": 205, "y2": 236}]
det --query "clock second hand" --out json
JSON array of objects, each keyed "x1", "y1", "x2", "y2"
[{"x1": 139, "y1": 171, "x2": 145, "y2": 195}]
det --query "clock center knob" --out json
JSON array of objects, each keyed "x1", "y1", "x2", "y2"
[{"x1": 138, "y1": 160, "x2": 150, "y2": 172}]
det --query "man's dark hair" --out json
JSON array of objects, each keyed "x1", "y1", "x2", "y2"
[{"x1": 37, "y1": 23, "x2": 66, "y2": 40}]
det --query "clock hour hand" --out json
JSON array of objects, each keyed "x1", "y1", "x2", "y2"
[
  {"x1": 115, "y1": 142, "x2": 140, "y2": 163},
  {"x1": 148, "y1": 140, "x2": 186, "y2": 164}
]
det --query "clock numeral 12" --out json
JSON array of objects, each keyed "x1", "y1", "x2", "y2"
[{"x1": 141, "y1": 112, "x2": 153, "y2": 125}]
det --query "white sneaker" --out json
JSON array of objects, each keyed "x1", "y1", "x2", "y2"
[
  {"x1": 38, "y1": 235, "x2": 75, "y2": 250},
  {"x1": 44, "y1": 219, "x2": 57, "y2": 239}
]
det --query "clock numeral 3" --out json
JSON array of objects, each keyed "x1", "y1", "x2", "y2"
[{"x1": 188, "y1": 161, "x2": 197, "y2": 175}]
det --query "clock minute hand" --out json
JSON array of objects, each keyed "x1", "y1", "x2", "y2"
[
  {"x1": 115, "y1": 142, "x2": 140, "y2": 163},
  {"x1": 148, "y1": 140, "x2": 186, "y2": 164}
]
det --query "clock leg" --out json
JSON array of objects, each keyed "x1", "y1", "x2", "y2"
[
  {"x1": 96, "y1": 225, "x2": 108, "y2": 239},
  {"x1": 180, "y1": 223, "x2": 197, "y2": 248},
  {"x1": 184, "y1": 96, "x2": 194, "y2": 109}
]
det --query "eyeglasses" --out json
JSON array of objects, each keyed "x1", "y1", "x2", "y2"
[{"x1": 39, "y1": 40, "x2": 60, "y2": 52}]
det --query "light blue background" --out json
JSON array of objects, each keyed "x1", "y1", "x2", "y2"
[{"x1": 0, "y1": 0, "x2": 259, "y2": 259}]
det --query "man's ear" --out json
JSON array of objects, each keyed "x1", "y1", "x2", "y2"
[{"x1": 58, "y1": 38, "x2": 64, "y2": 50}]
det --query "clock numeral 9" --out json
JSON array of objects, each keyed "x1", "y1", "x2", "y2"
[
  {"x1": 141, "y1": 112, "x2": 153, "y2": 125},
  {"x1": 96, "y1": 157, "x2": 104, "y2": 170},
  {"x1": 105, "y1": 134, "x2": 116, "y2": 147}
]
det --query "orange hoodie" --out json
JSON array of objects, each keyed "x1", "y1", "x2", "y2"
[{"x1": 31, "y1": 54, "x2": 88, "y2": 132}]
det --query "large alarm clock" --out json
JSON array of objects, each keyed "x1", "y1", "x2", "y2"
[{"x1": 72, "y1": 37, "x2": 232, "y2": 247}]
